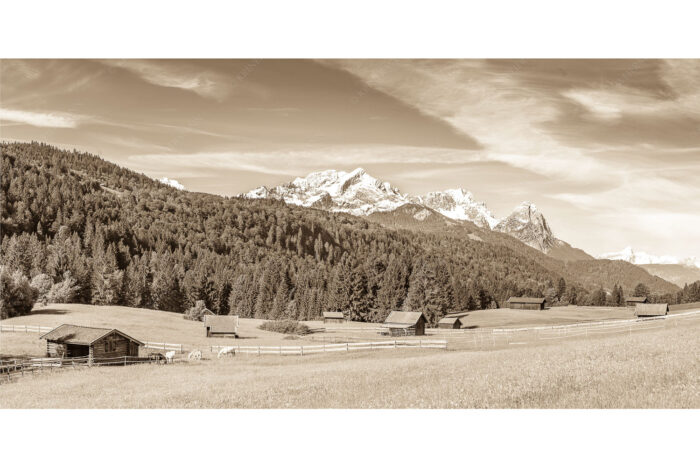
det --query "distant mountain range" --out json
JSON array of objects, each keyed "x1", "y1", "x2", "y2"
[
  {"x1": 598, "y1": 246, "x2": 700, "y2": 287},
  {"x1": 244, "y1": 168, "x2": 591, "y2": 261}
]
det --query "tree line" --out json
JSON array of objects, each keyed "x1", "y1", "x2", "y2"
[{"x1": 0, "y1": 142, "x2": 691, "y2": 322}]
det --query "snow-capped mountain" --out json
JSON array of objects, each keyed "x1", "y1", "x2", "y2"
[
  {"x1": 244, "y1": 168, "x2": 565, "y2": 254},
  {"x1": 598, "y1": 246, "x2": 700, "y2": 268},
  {"x1": 493, "y1": 202, "x2": 556, "y2": 252},
  {"x1": 245, "y1": 168, "x2": 409, "y2": 216},
  {"x1": 415, "y1": 188, "x2": 498, "y2": 229}
]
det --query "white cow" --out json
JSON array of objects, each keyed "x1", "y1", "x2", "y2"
[
  {"x1": 165, "y1": 350, "x2": 176, "y2": 363},
  {"x1": 188, "y1": 349, "x2": 202, "y2": 361},
  {"x1": 217, "y1": 346, "x2": 235, "y2": 358}
]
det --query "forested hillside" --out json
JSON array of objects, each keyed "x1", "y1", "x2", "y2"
[{"x1": 0, "y1": 142, "x2": 681, "y2": 323}]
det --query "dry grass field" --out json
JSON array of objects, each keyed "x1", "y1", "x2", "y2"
[
  {"x1": 1, "y1": 304, "x2": 698, "y2": 408},
  {"x1": 0, "y1": 320, "x2": 697, "y2": 408}
]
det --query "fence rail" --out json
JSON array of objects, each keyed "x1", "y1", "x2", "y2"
[
  {"x1": 0, "y1": 355, "x2": 165, "y2": 384},
  {"x1": 143, "y1": 342, "x2": 183, "y2": 353},
  {"x1": 210, "y1": 339, "x2": 448, "y2": 356},
  {"x1": 0, "y1": 324, "x2": 53, "y2": 334}
]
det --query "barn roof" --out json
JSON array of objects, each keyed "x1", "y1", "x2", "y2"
[
  {"x1": 383, "y1": 311, "x2": 425, "y2": 327},
  {"x1": 40, "y1": 324, "x2": 143, "y2": 345},
  {"x1": 626, "y1": 296, "x2": 648, "y2": 303},
  {"x1": 204, "y1": 315, "x2": 239, "y2": 333},
  {"x1": 635, "y1": 303, "x2": 669, "y2": 316},
  {"x1": 323, "y1": 311, "x2": 345, "y2": 319},
  {"x1": 507, "y1": 297, "x2": 546, "y2": 304},
  {"x1": 438, "y1": 317, "x2": 461, "y2": 325}
]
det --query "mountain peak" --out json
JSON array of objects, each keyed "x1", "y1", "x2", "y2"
[
  {"x1": 494, "y1": 201, "x2": 555, "y2": 252},
  {"x1": 242, "y1": 168, "x2": 561, "y2": 253}
]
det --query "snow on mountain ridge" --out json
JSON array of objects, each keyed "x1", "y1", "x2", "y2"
[
  {"x1": 243, "y1": 169, "x2": 556, "y2": 252},
  {"x1": 493, "y1": 202, "x2": 556, "y2": 252},
  {"x1": 415, "y1": 188, "x2": 499, "y2": 229},
  {"x1": 598, "y1": 246, "x2": 700, "y2": 268}
]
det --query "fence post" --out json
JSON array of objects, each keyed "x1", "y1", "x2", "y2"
[
  {"x1": 301, "y1": 346, "x2": 304, "y2": 356},
  {"x1": 257, "y1": 346, "x2": 261, "y2": 356},
  {"x1": 394, "y1": 340, "x2": 397, "y2": 349},
  {"x1": 346, "y1": 342, "x2": 349, "y2": 352}
]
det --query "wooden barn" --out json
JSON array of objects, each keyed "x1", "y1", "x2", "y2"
[
  {"x1": 204, "y1": 315, "x2": 239, "y2": 337},
  {"x1": 635, "y1": 303, "x2": 669, "y2": 318},
  {"x1": 40, "y1": 324, "x2": 142, "y2": 363},
  {"x1": 437, "y1": 316, "x2": 462, "y2": 329},
  {"x1": 381, "y1": 311, "x2": 427, "y2": 336},
  {"x1": 322, "y1": 311, "x2": 346, "y2": 324},
  {"x1": 506, "y1": 297, "x2": 546, "y2": 310},
  {"x1": 625, "y1": 296, "x2": 648, "y2": 307}
]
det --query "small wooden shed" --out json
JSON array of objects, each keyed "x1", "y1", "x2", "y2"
[
  {"x1": 323, "y1": 311, "x2": 346, "y2": 324},
  {"x1": 635, "y1": 303, "x2": 669, "y2": 317},
  {"x1": 40, "y1": 324, "x2": 142, "y2": 363},
  {"x1": 437, "y1": 316, "x2": 462, "y2": 329},
  {"x1": 506, "y1": 297, "x2": 546, "y2": 310},
  {"x1": 381, "y1": 311, "x2": 427, "y2": 336},
  {"x1": 625, "y1": 296, "x2": 648, "y2": 307},
  {"x1": 204, "y1": 315, "x2": 239, "y2": 337}
]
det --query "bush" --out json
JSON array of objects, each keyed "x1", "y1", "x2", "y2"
[
  {"x1": 184, "y1": 300, "x2": 211, "y2": 321},
  {"x1": 30, "y1": 273, "x2": 54, "y2": 306},
  {"x1": 47, "y1": 271, "x2": 80, "y2": 303},
  {"x1": 0, "y1": 267, "x2": 39, "y2": 319},
  {"x1": 258, "y1": 320, "x2": 310, "y2": 335}
]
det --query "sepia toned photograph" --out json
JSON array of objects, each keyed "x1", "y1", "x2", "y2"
[
  {"x1": 1, "y1": 3, "x2": 699, "y2": 465},
  {"x1": 2, "y1": 57, "x2": 698, "y2": 411}
]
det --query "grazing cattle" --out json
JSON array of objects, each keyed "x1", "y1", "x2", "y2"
[
  {"x1": 149, "y1": 353, "x2": 166, "y2": 364},
  {"x1": 165, "y1": 351, "x2": 176, "y2": 363},
  {"x1": 188, "y1": 349, "x2": 202, "y2": 361},
  {"x1": 217, "y1": 346, "x2": 235, "y2": 358}
]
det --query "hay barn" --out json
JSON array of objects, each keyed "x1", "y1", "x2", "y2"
[
  {"x1": 625, "y1": 296, "x2": 648, "y2": 307},
  {"x1": 323, "y1": 311, "x2": 346, "y2": 324},
  {"x1": 437, "y1": 316, "x2": 462, "y2": 329},
  {"x1": 506, "y1": 297, "x2": 546, "y2": 310},
  {"x1": 635, "y1": 303, "x2": 669, "y2": 317},
  {"x1": 204, "y1": 315, "x2": 239, "y2": 337},
  {"x1": 381, "y1": 311, "x2": 427, "y2": 336},
  {"x1": 40, "y1": 324, "x2": 142, "y2": 362}
]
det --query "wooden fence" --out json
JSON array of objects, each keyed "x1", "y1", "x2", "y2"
[
  {"x1": 0, "y1": 324, "x2": 53, "y2": 333},
  {"x1": 143, "y1": 341, "x2": 184, "y2": 353},
  {"x1": 0, "y1": 355, "x2": 165, "y2": 384},
  {"x1": 210, "y1": 339, "x2": 448, "y2": 356}
]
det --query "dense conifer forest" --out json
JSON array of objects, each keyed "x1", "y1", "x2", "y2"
[{"x1": 1, "y1": 142, "x2": 689, "y2": 321}]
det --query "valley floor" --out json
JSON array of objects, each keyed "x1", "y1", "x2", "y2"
[{"x1": 1, "y1": 313, "x2": 698, "y2": 408}]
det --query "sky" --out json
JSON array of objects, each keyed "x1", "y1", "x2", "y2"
[{"x1": 1, "y1": 59, "x2": 700, "y2": 259}]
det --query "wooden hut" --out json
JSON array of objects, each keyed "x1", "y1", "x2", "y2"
[
  {"x1": 381, "y1": 311, "x2": 427, "y2": 336},
  {"x1": 625, "y1": 296, "x2": 648, "y2": 307},
  {"x1": 40, "y1": 324, "x2": 142, "y2": 363},
  {"x1": 322, "y1": 311, "x2": 346, "y2": 324},
  {"x1": 506, "y1": 297, "x2": 546, "y2": 310},
  {"x1": 635, "y1": 303, "x2": 669, "y2": 317},
  {"x1": 204, "y1": 315, "x2": 239, "y2": 337},
  {"x1": 437, "y1": 316, "x2": 462, "y2": 329}
]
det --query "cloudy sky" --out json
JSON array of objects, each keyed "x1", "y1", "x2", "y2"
[{"x1": 2, "y1": 59, "x2": 699, "y2": 258}]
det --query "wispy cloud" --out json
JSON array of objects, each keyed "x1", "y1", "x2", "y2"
[
  {"x1": 0, "y1": 108, "x2": 81, "y2": 128},
  {"x1": 101, "y1": 60, "x2": 252, "y2": 101}
]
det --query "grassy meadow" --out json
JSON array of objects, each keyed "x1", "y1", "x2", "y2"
[{"x1": 1, "y1": 306, "x2": 698, "y2": 408}]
